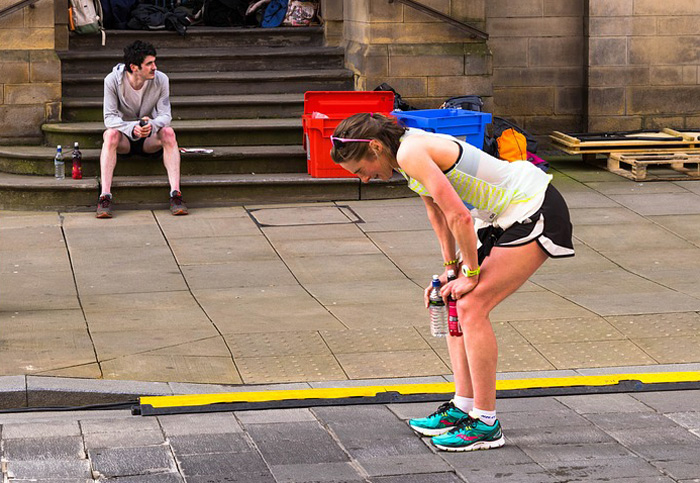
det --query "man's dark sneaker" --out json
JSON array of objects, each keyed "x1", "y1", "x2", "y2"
[
  {"x1": 170, "y1": 190, "x2": 188, "y2": 216},
  {"x1": 96, "y1": 194, "x2": 113, "y2": 218}
]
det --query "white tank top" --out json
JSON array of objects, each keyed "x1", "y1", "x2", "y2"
[{"x1": 396, "y1": 128, "x2": 552, "y2": 229}]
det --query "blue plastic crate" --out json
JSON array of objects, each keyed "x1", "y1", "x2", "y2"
[{"x1": 392, "y1": 109, "x2": 492, "y2": 149}]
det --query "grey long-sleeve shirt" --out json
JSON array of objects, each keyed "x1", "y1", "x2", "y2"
[{"x1": 103, "y1": 63, "x2": 172, "y2": 141}]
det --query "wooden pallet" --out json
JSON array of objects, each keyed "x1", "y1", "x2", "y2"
[
  {"x1": 551, "y1": 129, "x2": 700, "y2": 155},
  {"x1": 607, "y1": 151, "x2": 700, "y2": 181}
]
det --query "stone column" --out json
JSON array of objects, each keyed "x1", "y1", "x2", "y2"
[
  {"x1": 0, "y1": 0, "x2": 61, "y2": 145},
  {"x1": 341, "y1": 0, "x2": 491, "y2": 110},
  {"x1": 587, "y1": 0, "x2": 700, "y2": 131}
]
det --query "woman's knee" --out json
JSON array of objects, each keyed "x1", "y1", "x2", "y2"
[{"x1": 456, "y1": 295, "x2": 490, "y2": 331}]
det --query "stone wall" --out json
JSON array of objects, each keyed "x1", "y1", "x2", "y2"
[
  {"x1": 487, "y1": 0, "x2": 586, "y2": 135},
  {"x1": 0, "y1": 0, "x2": 60, "y2": 144},
  {"x1": 339, "y1": 0, "x2": 492, "y2": 110},
  {"x1": 587, "y1": 0, "x2": 700, "y2": 132}
]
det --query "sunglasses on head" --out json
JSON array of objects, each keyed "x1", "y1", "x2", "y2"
[{"x1": 330, "y1": 135, "x2": 372, "y2": 150}]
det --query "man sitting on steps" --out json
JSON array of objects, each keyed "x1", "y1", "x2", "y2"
[{"x1": 97, "y1": 40, "x2": 188, "y2": 218}]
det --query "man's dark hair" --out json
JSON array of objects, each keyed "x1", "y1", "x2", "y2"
[{"x1": 123, "y1": 41, "x2": 157, "y2": 73}]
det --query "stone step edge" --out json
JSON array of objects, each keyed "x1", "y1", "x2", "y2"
[
  {"x1": 63, "y1": 69, "x2": 353, "y2": 83},
  {"x1": 41, "y1": 119, "x2": 303, "y2": 134},
  {"x1": 0, "y1": 145, "x2": 306, "y2": 161},
  {"x1": 62, "y1": 93, "x2": 304, "y2": 108},
  {"x1": 0, "y1": 173, "x2": 362, "y2": 191},
  {"x1": 59, "y1": 45, "x2": 343, "y2": 60}
]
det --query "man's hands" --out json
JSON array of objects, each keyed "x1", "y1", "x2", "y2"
[{"x1": 133, "y1": 117, "x2": 152, "y2": 138}]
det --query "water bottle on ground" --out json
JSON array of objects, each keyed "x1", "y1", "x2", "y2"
[
  {"x1": 429, "y1": 274, "x2": 448, "y2": 337},
  {"x1": 447, "y1": 269, "x2": 463, "y2": 337},
  {"x1": 71, "y1": 142, "x2": 82, "y2": 180},
  {"x1": 54, "y1": 145, "x2": 64, "y2": 180}
]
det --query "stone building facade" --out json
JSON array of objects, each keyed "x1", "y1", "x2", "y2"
[
  {"x1": 0, "y1": 0, "x2": 62, "y2": 144},
  {"x1": 324, "y1": 0, "x2": 700, "y2": 136},
  {"x1": 1, "y1": 0, "x2": 699, "y2": 144}
]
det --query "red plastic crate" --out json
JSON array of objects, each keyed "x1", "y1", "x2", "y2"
[{"x1": 302, "y1": 91, "x2": 395, "y2": 178}]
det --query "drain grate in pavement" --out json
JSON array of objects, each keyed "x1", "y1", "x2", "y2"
[{"x1": 248, "y1": 206, "x2": 361, "y2": 227}]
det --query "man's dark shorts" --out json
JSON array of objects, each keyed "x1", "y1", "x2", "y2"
[{"x1": 125, "y1": 136, "x2": 163, "y2": 158}]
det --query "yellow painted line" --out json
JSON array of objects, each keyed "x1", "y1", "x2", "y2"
[{"x1": 139, "y1": 371, "x2": 700, "y2": 409}]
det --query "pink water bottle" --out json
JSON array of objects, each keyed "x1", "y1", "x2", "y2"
[{"x1": 447, "y1": 269, "x2": 462, "y2": 337}]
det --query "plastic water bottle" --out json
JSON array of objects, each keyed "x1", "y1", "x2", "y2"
[
  {"x1": 429, "y1": 275, "x2": 448, "y2": 337},
  {"x1": 71, "y1": 142, "x2": 82, "y2": 180},
  {"x1": 447, "y1": 269, "x2": 462, "y2": 337},
  {"x1": 54, "y1": 145, "x2": 64, "y2": 180}
]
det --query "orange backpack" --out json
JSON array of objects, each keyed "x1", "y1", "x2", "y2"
[{"x1": 496, "y1": 128, "x2": 527, "y2": 162}]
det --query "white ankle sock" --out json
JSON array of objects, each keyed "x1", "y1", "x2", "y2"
[
  {"x1": 100, "y1": 192, "x2": 111, "y2": 198},
  {"x1": 470, "y1": 408, "x2": 497, "y2": 426},
  {"x1": 452, "y1": 395, "x2": 474, "y2": 414}
]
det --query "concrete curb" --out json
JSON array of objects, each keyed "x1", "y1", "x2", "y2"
[{"x1": 2, "y1": 363, "x2": 699, "y2": 411}]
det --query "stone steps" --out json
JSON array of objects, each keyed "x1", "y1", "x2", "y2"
[
  {"x1": 42, "y1": 119, "x2": 303, "y2": 148},
  {"x1": 58, "y1": 46, "x2": 345, "y2": 73},
  {"x1": 67, "y1": 26, "x2": 325, "y2": 50},
  {"x1": 62, "y1": 93, "x2": 304, "y2": 122},
  {"x1": 0, "y1": 145, "x2": 307, "y2": 177},
  {"x1": 0, "y1": 172, "x2": 412, "y2": 211},
  {"x1": 62, "y1": 69, "x2": 354, "y2": 97}
]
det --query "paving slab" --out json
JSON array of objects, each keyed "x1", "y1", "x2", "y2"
[
  {"x1": 302, "y1": 279, "x2": 423, "y2": 305},
  {"x1": 634, "y1": 336, "x2": 700, "y2": 364},
  {"x1": 88, "y1": 446, "x2": 177, "y2": 478},
  {"x1": 246, "y1": 421, "x2": 349, "y2": 465},
  {"x1": 320, "y1": 327, "x2": 430, "y2": 354},
  {"x1": 249, "y1": 205, "x2": 355, "y2": 226},
  {"x1": 609, "y1": 192, "x2": 700, "y2": 216},
  {"x1": 569, "y1": 290, "x2": 700, "y2": 316},
  {"x1": 3, "y1": 460, "x2": 92, "y2": 480},
  {"x1": 358, "y1": 454, "x2": 453, "y2": 477},
  {"x1": 64, "y1": 223, "x2": 167, "y2": 249},
  {"x1": 574, "y1": 222, "x2": 695, "y2": 252},
  {"x1": 168, "y1": 433, "x2": 254, "y2": 455},
  {"x1": 155, "y1": 214, "x2": 262, "y2": 238},
  {"x1": 101, "y1": 354, "x2": 242, "y2": 384},
  {"x1": 510, "y1": 316, "x2": 625, "y2": 343},
  {"x1": 490, "y1": 290, "x2": 596, "y2": 322},
  {"x1": 335, "y1": 350, "x2": 450, "y2": 379},
  {"x1": 556, "y1": 393, "x2": 655, "y2": 414},
  {"x1": 235, "y1": 353, "x2": 347, "y2": 384},
  {"x1": 271, "y1": 236, "x2": 382, "y2": 257},
  {"x1": 533, "y1": 339, "x2": 657, "y2": 369},
  {"x1": 538, "y1": 458, "x2": 666, "y2": 481},
  {"x1": 69, "y1": 245, "x2": 178, "y2": 273},
  {"x1": 225, "y1": 331, "x2": 332, "y2": 358},
  {"x1": 283, "y1": 253, "x2": 406, "y2": 284},
  {"x1": 170, "y1": 235, "x2": 279, "y2": 265},
  {"x1": 76, "y1": 269, "x2": 188, "y2": 296},
  {"x1": 568, "y1": 206, "x2": 651, "y2": 225},
  {"x1": 0, "y1": 247, "x2": 71, "y2": 273},
  {"x1": 158, "y1": 412, "x2": 243, "y2": 436},
  {"x1": 648, "y1": 213, "x2": 700, "y2": 245},
  {"x1": 269, "y1": 462, "x2": 364, "y2": 483},
  {"x1": 0, "y1": 225, "x2": 67, "y2": 251},
  {"x1": 4, "y1": 436, "x2": 86, "y2": 460},
  {"x1": 181, "y1": 259, "x2": 298, "y2": 290}
]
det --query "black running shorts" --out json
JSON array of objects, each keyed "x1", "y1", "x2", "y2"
[{"x1": 477, "y1": 184, "x2": 575, "y2": 262}]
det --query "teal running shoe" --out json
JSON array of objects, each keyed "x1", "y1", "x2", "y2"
[
  {"x1": 408, "y1": 401, "x2": 469, "y2": 436},
  {"x1": 431, "y1": 416, "x2": 505, "y2": 452}
]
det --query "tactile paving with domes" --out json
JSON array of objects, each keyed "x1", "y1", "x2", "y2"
[
  {"x1": 511, "y1": 317, "x2": 626, "y2": 343},
  {"x1": 605, "y1": 312, "x2": 700, "y2": 339},
  {"x1": 533, "y1": 340, "x2": 657, "y2": 369},
  {"x1": 235, "y1": 354, "x2": 346, "y2": 384}
]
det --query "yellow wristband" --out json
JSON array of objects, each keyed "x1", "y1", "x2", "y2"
[
  {"x1": 443, "y1": 258, "x2": 459, "y2": 267},
  {"x1": 461, "y1": 265, "x2": 480, "y2": 278}
]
